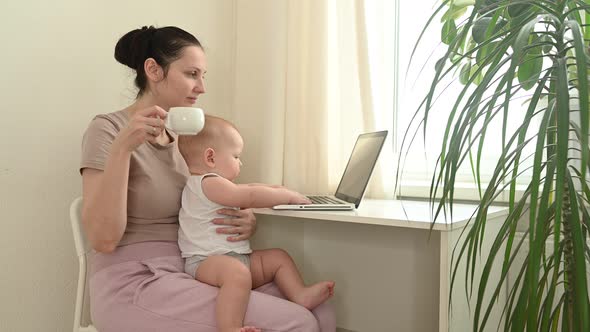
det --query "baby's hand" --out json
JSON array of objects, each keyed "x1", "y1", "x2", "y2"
[{"x1": 288, "y1": 191, "x2": 312, "y2": 205}]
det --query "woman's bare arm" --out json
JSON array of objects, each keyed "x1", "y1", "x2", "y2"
[
  {"x1": 82, "y1": 106, "x2": 167, "y2": 252},
  {"x1": 82, "y1": 148, "x2": 131, "y2": 253}
]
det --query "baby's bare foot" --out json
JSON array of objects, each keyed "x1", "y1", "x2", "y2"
[
  {"x1": 239, "y1": 327, "x2": 261, "y2": 332},
  {"x1": 293, "y1": 281, "x2": 335, "y2": 310}
]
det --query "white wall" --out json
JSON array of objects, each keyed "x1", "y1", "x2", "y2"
[{"x1": 0, "y1": 1, "x2": 236, "y2": 330}]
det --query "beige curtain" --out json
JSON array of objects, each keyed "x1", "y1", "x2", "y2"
[
  {"x1": 282, "y1": 0, "x2": 388, "y2": 197},
  {"x1": 232, "y1": 0, "x2": 392, "y2": 198}
]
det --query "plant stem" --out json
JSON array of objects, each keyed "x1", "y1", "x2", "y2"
[{"x1": 562, "y1": 178, "x2": 574, "y2": 330}]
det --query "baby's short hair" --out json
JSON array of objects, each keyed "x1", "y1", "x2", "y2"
[{"x1": 177, "y1": 115, "x2": 238, "y2": 166}]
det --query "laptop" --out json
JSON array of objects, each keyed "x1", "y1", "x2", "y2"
[{"x1": 273, "y1": 130, "x2": 388, "y2": 211}]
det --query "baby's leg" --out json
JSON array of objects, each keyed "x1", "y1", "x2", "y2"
[
  {"x1": 250, "y1": 249, "x2": 335, "y2": 310},
  {"x1": 195, "y1": 256, "x2": 261, "y2": 332}
]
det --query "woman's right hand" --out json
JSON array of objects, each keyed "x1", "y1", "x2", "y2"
[{"x1": 112, "y1": 106, "x2": 168, "y2": 152}]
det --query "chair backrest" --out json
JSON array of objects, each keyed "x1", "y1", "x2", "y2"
[
  {"x1": 70, "y1": 197, "x2": 99, "y2": 332},
  {"x1": 70, "y1": 197, "x2": 88, "y2": 257}
]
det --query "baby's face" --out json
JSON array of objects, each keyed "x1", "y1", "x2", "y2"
[{"x1": 215, "y1": 128, "x2": 244, "y2": 181}]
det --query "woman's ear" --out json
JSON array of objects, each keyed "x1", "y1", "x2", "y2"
[
  {"x1": 144, "y1": 58, "x2": 164, "y2": 82},
  {"x1": 204, "y1": 148, "x2": 216, "y2": 167}
]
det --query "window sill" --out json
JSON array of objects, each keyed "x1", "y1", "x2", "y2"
[{"x1": 397, "y1": 180, "x2": 527, "y2": 204}]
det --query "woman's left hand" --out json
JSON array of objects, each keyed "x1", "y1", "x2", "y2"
[{"x1": 213, "y1": 208, "x2": 258, "y2": 242}]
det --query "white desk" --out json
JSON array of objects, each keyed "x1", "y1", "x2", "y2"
[{"x1": 253, "y1": 199, "x2": 508, "y2": 332}]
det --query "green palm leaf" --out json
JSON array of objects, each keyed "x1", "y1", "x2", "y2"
[{"x1": 399, "y1": 0, "x2": 590, "y2": 330}]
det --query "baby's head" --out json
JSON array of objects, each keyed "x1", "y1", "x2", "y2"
[{"x1": 178, "y1": 115, "x2": 244, "y2": 181}]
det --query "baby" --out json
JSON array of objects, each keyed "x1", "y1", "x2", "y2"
[{"x1": 177, "y1": 115, "x2": 335, "y2": 332}]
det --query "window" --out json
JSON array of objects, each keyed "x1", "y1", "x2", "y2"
[{"x1": 365, "y1": 0, "x2": 535, "y2": 200}]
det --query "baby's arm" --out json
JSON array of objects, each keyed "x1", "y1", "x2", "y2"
[
  {"x1": 246, "y1": 183, "x2": 284, "y2": 189},
  {"x1": 201, "y1": 176, "x2": 310, "y2": 208}
]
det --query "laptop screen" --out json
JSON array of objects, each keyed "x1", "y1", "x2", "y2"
[{"x1": 334, "y1": 131, "x2": 388, "y2": 208}]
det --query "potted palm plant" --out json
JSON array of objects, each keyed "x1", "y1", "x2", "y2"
[{"x1": 401, "y1": 0, "x2": 590, "y2": 330}]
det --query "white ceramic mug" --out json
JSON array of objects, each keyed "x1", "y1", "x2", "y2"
[{"x1": 165, "y1": 107, "x2": 205, "y2": 135}]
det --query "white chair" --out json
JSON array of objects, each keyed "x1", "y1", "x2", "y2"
[{"x1": 70, "y1": 197, "x2": 99, "y2": 332}]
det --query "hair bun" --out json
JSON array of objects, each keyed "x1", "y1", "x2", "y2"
[{"x1": 114, "y1": 25, "x2": 158, "y2": 70}]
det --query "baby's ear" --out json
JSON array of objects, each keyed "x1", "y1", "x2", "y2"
[{"x1": 204, "y1": 148, "x2": 216, "y2": 167}]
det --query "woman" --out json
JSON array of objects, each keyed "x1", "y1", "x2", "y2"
[{"x1": 80, "y1": 25, "x2": 336, "y2": 332}]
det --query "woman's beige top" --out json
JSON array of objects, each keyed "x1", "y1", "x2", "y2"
[{"x1": 80, "y1": 110, "x2": 189, "y2": 246}]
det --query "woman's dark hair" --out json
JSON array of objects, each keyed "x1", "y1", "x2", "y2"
[{"x1": 114, "y1": 26, "x2": 202, "y2": 97}]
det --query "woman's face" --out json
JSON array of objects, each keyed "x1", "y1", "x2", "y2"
[{"x1": 153, "y1": 46, "x2": 207, "y2": 109}]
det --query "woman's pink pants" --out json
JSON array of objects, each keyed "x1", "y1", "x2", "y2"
[{"x1": 89, "y1": 241, "x2": 336, "y2": 332}]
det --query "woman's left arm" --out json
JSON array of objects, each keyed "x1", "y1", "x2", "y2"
[{"x1": 213, "y1": 208, "x2": 257, "y2": 242}]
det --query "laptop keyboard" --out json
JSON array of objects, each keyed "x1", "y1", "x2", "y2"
[{"x1": 307, "y1": 196, "x2": 344, "y2": 204}]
